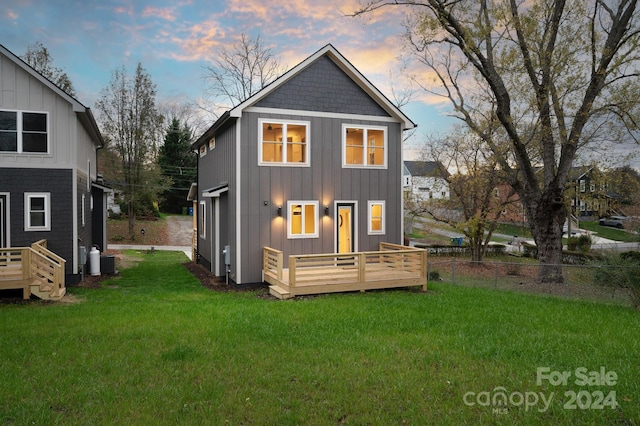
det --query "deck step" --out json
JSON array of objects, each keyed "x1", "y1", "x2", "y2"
[
  {"x1": 269, "y1": 285, "x2": 291, "y2": 300},
  {"x1": 30, "y1": 280, "x2": 66, "y2": 301}
]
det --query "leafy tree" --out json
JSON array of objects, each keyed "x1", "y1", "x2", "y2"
[
  {"x1": 158, "y1": 118, "x2": 196, "y2": 214},
  {"x1": 202, "y1": 33, "x2": 286, "y2": 116},
  {"x1": 354, "y1": 0, "x2": 640, "y2": 283},
  {"x1": 96, "y1": 63, "x2": 165, "y2": 236},
  {"x1": 20, "y1": 42, "x2": 75, "y2": 96},
  {"x1": 416, "y1": 129, "x2": 518, "y2": 261}
]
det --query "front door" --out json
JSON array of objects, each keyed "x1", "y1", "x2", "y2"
[
  {"x1": 0, "y1": 194, "x2": 8, "y2": 248},
  {"x1": 337, "y1": 203, "x2": 355, "y2": 254}
]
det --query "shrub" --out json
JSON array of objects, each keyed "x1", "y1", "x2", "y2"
[
  {"x1": 567, "y1": 236, "x2": 579, "y2": 251},
  {"x1": 577, "y1": 234, "x2": 592, "y2": 252},
  {"x1": 428, "y1": 271, "x2": 440, "y2": 281},
  {"x1": 591, "y1": 252, "x2": 640, "y2": 309}
]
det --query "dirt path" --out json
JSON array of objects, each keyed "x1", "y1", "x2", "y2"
[{"x1": 165, "y1": 215, "x2": 193, "y2": 246}]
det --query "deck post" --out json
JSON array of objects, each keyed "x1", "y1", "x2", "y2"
[
  {"x1": 358, "y1": 252, "x2": 366, "y2": 283},
  {"x1": 277, "y1": 251, "x2": 283, "y2": 281},
  {"x1": 289, "y1": 256, "x2": 296, "y2": 288},
  {"x1": 421, "y1": 250, "x2": 427, "y2": 291}
]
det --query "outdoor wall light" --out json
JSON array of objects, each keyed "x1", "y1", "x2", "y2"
[
  {"x1": 324, "y1": 206, "x2": 330, "y2": 216},
  {"x1": 277, "y1": 206, "x2": 282, "y2": 216}
]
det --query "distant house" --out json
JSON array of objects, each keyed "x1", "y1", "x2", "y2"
[
  {"x1": 0, "y1": 44, "x2": 109, "y2": 284},
  {"x1": 570, "y1": 166, "x2": 620, "y2": 217},
  {"x1": 404, "y1": 161, "x2": 450, "y2": 201},
  {"x1": 191, "y1": 44, "x2": 416, "y2": 286}
]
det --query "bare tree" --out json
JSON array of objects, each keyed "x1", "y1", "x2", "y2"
[
  {"x1": 354, "y1": 0, "x2": 640, "y2": 283},
  {"x1": 21, "y1": 42, "x2": 75, "y2": 96},
  {"x1": 202, "y1": 33, "x2": 286, "y2": 116},
  {"x1": 96, "y1": 63, "x2": 165, "y2": 236}
]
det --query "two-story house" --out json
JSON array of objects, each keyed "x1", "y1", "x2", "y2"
[
  {"x1": 192, "y1": 44, "x2": 415, "y2": 286},
  {"x1": 404, "y1": 161, "x2": 450, "y2": 201},
  {"x1": 0, "y1": 44, "x2": 108, "y2": 285}
]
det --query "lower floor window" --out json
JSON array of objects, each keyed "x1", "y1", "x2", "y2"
[
  {"x1": 368, "y1": 201, "x2": 385, "y2": 235},
  {"x1": 25, "y1": 192, "x2": 50, "y2": 231},
  {"x1": 287, "y1": 201, "x2": 318, "y2": 238}
]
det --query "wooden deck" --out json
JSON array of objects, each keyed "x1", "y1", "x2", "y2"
[
  {"x1": 263, "y1": 243, "x2": 427, "y2": 299},
  {"x1": 0, "y1": 240, "x2": 66, "y2": 300}
]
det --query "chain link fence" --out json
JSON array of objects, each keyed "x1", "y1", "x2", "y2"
[{"x1": 426, "y1": 258, "x2": 637, "y2": 307}]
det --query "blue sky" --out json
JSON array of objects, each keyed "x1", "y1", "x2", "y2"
[{"x1": 0, "y1": 0, "x2": 455, "y2": 158}]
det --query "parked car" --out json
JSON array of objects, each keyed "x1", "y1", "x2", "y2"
[{"x1": 599, "y1": 217, "x2": 624, "y2": 229}]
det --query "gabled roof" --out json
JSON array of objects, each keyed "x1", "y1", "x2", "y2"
[
  {"x1": 404, "y1": 161, "x2": 449, "y2": 178},
  {"x1": 0, "y1": 44, "x2": 104, "y2": 148},
  {"x1": 193, "y1": 44, "x2": 415, "y2": 149}
]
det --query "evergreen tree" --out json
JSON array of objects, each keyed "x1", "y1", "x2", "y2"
[{"x1": 158, "y1": 118, "x2": 196, "y2": 214}]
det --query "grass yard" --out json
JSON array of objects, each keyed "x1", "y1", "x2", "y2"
[
  {"x1": 1, "y1": 250, "x2": 639, "y2": 425},
  {"x1": 579, "y1": 221, "x2": 639, "y2": 242}
]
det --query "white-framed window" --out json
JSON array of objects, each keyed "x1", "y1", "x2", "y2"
[
  {"x1": 199, "y1": 201, "x2": 206, "y2": 238},
  {"x1": 208, "y1": 137, "x2": 216, "y2": 150},
  {"x1": 259, "y1": 119, "x2": 310, "y2": 166},
  {"x1": 287, "y1": 201, "x2": 319, "y2": 239},
  {"x1": 368, "y1": 201, "x2": 385, "y2": 235},
  {"x1": 24, "y1": 192, "x2": 50, "y2": 231},
  {"x1": 0, "y1": 110, "x2": 49, "y2": 154},
  {"x1": 579, "y1": 180, "x2": 586, "y2": 192},
  {"x1": 590, "y1": 183, "x2": 595, "y2": 192},
  {"x1": 199, "y1": 145, "x2": 207, "y2": 157},
  {"x1": 342, "y1": 124, "x2": 387, "y2": 168}
]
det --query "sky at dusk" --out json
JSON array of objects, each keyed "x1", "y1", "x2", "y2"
[
  {"x1": 0, "y1": 0, "x2": 456, "y2": 159},
  {"x1": 1, "y1": 1, "x2": 637, "y2": 169}
]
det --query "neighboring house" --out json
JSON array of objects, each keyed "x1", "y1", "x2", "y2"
[
  {"x1": 404, "y1": 161, "x2": 450, "y2": 201},
  {"x1": 570, "y1": 166, "x2": 620, "y2": 217},
  {"x1": 191, "y1": 44, "x2": 415, "y2": 285},
  {"x1": 0, "y1": 44, "x2": 109, "y2": 285}
]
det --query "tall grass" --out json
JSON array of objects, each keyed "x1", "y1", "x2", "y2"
[{"x1": 1, "y1": 250, "x2": 638, "y2": 424}]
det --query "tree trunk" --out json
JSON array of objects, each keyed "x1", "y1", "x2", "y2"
[
  {"x1": 530, "y1": 192, "x2": 566, "y2": 284},
  {"x1": 127, "y1": 200, "x2": 136, "y2": 237}
]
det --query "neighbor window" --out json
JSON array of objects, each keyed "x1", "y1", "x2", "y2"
[
  {"x1": 208, "y1": 137, "x2": 215, "y2": 150},
  {"x1": 199, "y1": 145, "x2": 207, "y2": 157},
  {"x1": 287, "y1": 201, "x2": 318, "y2": 238},
  {"x1": 199, "y1": 201, "x2": 206, "y2": 238},
  {"x1": 0, "y1": 110, "x2": 48, "y2": 153},
  {"x1": 259, "y1": 120, "x2": 310, "y2": 166},
  {"x1": 368, "y1": 201, "x2": 385, "y2": 235},
  {"x1": 25, "y1": 192, "x2": 50, "y2": 231},
  {"x1": 343, "y1": 125, "x2": 386, "y2": 168},
  {"x1": 579, "y1": 180, "x2": 586, "y2": 192}
]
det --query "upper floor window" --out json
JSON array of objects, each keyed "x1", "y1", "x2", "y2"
[
  {"x1": 259, "y1": 120, "x2": 310, "y2": 166},
  {"x1": 208, "y1": 137, "x2": 216, "y2": 150},
  {"x1": 343, "y1": 125, "x2": 386, "y2": 168},
  {"x1": 0, "y1": 110, "x2": 48, "y2": 154},
  {"x1": 287, "y1": 201, "x2": 318, "y2": 238},
  {"x1": 199, "y1": 145, "x2": 207, "y2": 157},
  {"x1": 25, "y1": 192, "x2": 51, "y2": 231},
  {"x1": 579, "y1": 180, "x2": 586, "y2": 192}
]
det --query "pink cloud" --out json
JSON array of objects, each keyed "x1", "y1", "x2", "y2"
[
  {"x1": 142, "y1": 6, "x2": 177, "y2": 22},
  {"x1": 5, "y1": 9, "x2": 18, "y2": 20}
]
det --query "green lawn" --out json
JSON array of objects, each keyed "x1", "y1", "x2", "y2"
[
  {"x1": 1, "y1": 250, "x2": 639, "y2": 424},
  {"x1": 579, "y1": 221, "x2": 639, "y2": 242}
]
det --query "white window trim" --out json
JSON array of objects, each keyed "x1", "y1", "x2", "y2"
[
  {"x1": 24, "y1": 192, "x2": 51, "y2": 231},
  {"x1": 199, "y1": 145, "x2": 207, "y2": 157},
  {"x1": 368, "y1": 200, "x2": 385, "y2": 235},
  {"x1": 0, "y1": 109, "x2": 50, "y2": 154},
  {"x1": 258, "y1": 119, "x2": 311, "y2": 167},
  {"x1": 342, "y1": 124, "x2": 388, "y2": 169},
  {"x1": 81, "y1": 194, "x2": 86, "y2": 227},
  {"x1": 199, "y1": 201, "x2": 206, "y2": 238},
  {"x1": 208, "y1": 137, "x2": 216, "y2": 150},
  {"x1": 287, "y1": 200, "x2": 319, "y2": 239}
]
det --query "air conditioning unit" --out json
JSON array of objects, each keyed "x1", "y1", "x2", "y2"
[{"x1": 100, "y1": 255, "x2": 117, "y2": 274}]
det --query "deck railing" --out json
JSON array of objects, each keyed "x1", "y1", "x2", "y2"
[
  {"x1": 263, "y1": 243, "x2": 427, "y2": 297},
  {"x1": 263, "y1": 246, "x2": 283, "y2": 282},
  {"x1": 0, "y1": 240, "x2": 65, "y2": 299}
]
